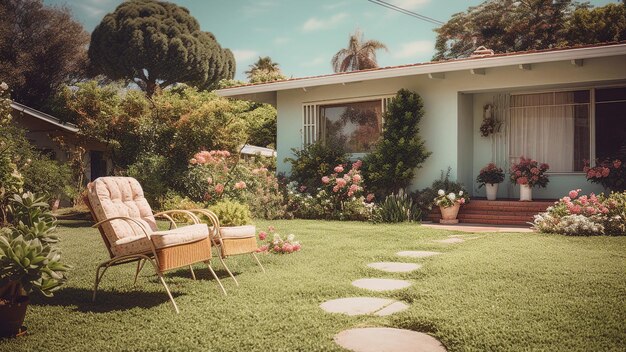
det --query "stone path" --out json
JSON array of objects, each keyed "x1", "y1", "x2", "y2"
[
  {"x1": 320, "y1": 297, "x2": 409, "y2": 316},
  {"x1": 335, "y1": 327, "x2": 447, "y2": 352},
  {"x1": 352, "y1": 278, "x2": 412, "y2": 292},
  {"x1": 367, "y1": 262, "x2": 422, "y2": 273},
  {"x1": 397, "y1": 250, "x2": 441, "y2": 258}
]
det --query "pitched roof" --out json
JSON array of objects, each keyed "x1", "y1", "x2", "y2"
[
  {"x1": 10, "y1": 101, "x2": 79, "y2": 133},
  {"x1": 217, "y1": 41, "x2": 626, "y2": 98}
]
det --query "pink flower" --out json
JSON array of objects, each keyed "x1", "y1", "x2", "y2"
[
  {"x1": 196, "y1": 155, "x2": 207, "y2": 164},
  {"x1": 321, "y1": 176, "x2": 330, "y2": 184},
  {"x1": 531, "y1": 176, "x2": 539, "y2": 182},
  {"x1": 352, "y1": 160, "x2": 363, "y2": 170},
  {"x1": 336, "y1": 178, "x2": 347, "y2": 188},
  {"x1": 459, "y1": 198, "x2": 466, "y2": 204},
  {"x1": 531, "y1": 167, "x2": 540, "y2": 175},
  {"x1": 258, "y1": 231, "x2": 267, "y2": 240},
  {"x1": 570, "y1": 205, "x2": 582, "y2": 214},
  {"x1": 601, "y1": 167, "x2": 610, "y2": 177},
  {"x1": 585, "y1": 206, "x2": 596, "y2": 215},
  {"x1": 234, "y1": 181, "x2": 247, "y2": 190},
  {"x1": 347, "y1": 191, "x2": 354, "y2": 197},
  {"x1": 299, "y1": 185, "x2": 307, "y2": 192},
  {"x1": 562, "y1": 196, "x2": 571, "y2": 202},
  {"x1": 540, "y1": 163, "x2": 549, "y2": 170},
  {"x1": 283, "y1": 244, "x2": 293, "y2": 253},
  {"x1": 273, "y1": 245, "x2": 280, "y2": 252},
  {"x1": 352, "y1": 174, "x2": 362, "y2": 183},
  {"x1": 349, "y1": 184, "x2": 359, "y2": 192},
  {"x1": 343, "y1": 174, "x2": 351, "y2": 182},
  {"x1": 207, "y1": 177, "x2": 213, "y2": 184},
  {"x1": 334, "y1": 165, "x2": 344, "y2": 173},
  {"x1": 516, "y1": 177, "x2": 528, "y2": 185},
  {"x1": 332, "y1": 186, "x2": 340, "y2": 193},
  {"x1": 293, "y1": 243, "x2": 301, "y2": 251},
  {"x1": 516, "y1": 171, "x2": 522, "y2": 177},
  {"x1": 190, "y1": 158, "x2": 198, "y2": 164},
  {"x1": 614, "y1": 159, "x2": 622, "y2": 169},
  {"x1": 215, "y1": 183, "x2": 224, "y2": 194},
  {"x1": 366, "y1": 193, "x2": 375, "y2": 202}
]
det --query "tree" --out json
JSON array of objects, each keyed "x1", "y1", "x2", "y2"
[
  {"x1": 565, "y1": 3, "x2": 626, "y2": 45},
  {"x1": 433, "y1": 0, "x2": 576, "y2": 60},
  {"x1": 245, "y1": 57, "x2": 286, "y2": 83},
  {"x1": 363, "y1": 89, "x2": 431, "y2": 197},
  {"x1": 0, "y1": 0, "x2": 89, "y2": 109},
  {"x1": 88, "y1": 0, "x2": 235, "y2": 96},
  {"x1": 331, "y1": 29, "x2": 388, "y2": 72}
]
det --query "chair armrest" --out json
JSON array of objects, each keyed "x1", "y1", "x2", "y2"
[
  {"x1": 153, "y1": 210, "x2": 201, "y2": 228},
  {"x1": 188, "y1": 209, "x2": 222, "y2": 240}
]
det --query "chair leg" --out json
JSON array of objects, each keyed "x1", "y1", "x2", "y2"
[
  {"x1": 189, "y1": 265, "x2": 197, "y2": 280},
  {"x1": 251, "y1": 252, "x2": 266, "y2": 273},
  {"x1": 217, "y1": 255, "x2": 239, "y2": 286},
  {"x1": 206, "y1": 260, "x2": 227, "y2": 295},
  {"x1": 133, "y1": 259, "x2": 147, "y2": 285},
  {"x1": 144, "y1": 259, "x2": 180, "y2": 314},
  {"x1": 93, "y1": 262, "x2": 110, "y2": 302}
]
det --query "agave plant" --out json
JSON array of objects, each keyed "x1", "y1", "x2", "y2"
[{"x1": 372, "y1": 190, "x2": 421, "y2": 223}]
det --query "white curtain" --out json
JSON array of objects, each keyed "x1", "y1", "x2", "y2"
[{"x1": 509, "y1": 92, "x2": 575, "y2": 172}]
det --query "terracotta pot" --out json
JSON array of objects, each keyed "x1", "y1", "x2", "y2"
[
  {"x1": 439, "y1": 203, "x2": 461, "y2": 224},
  {"x1": 0, "y1": 295, "x2": 29, "y2": 337},
  {"x1": 485, "y1": 183, "x2": 498, "y2": 201},
  {"x1": 519, "y1": 184, "x2": 533, "y2": 201}
]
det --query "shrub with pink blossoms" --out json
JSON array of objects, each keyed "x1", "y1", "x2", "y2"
[
  {"x1": 510, "y1": 156, "x2": 549, "y2": 188},
  {"x1": 255, "y1": 226, "x2": 301, "y2": 254},
  {"x1": 584, "y1": 158, "x2": 625, "y2": 192}
]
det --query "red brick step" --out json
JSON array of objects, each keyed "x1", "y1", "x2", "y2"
[{"x1": 428, "y1": 198, "x2": 556, "y2": 226}]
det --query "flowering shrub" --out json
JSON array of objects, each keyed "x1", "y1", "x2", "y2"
[
  {"x1": 584, "y1": 158, "x2": 625, "y2": 192},
  {"x1": 476, "y1": 163, "x2": 505, "y2": 187},
  {"x1": 510, "y1": 156, "x2": 549, "y2": 188},
  {"x1": 182, "y1": 150, "x2": 285, "y2": 219},
  {"x1": 434, "y1": 189, "x2": 469, "y2": 208},
  {"x1": 256, "y1": 226, "x2": 301, "y2": 254},
  {"x1": 533, "y1": 189, "x2": 626, "y2": 236}
]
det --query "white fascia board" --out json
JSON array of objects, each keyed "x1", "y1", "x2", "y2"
[
  {"x1": 10, "y1": 101, "x2": 79, "y2": 133},
  {"x1": 217, "y1": 44, "x2": 626, "y2": 97}
]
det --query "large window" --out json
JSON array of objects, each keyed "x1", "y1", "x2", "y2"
[
  {"x1": 595, "y1": 87, "x2": 626, "y2": 160},
  {"x1": 509, "y1": 90, "x2": 590, "y2": 172},
  {"x1": 317, "y1": 100, "x2": 383, "y2": 153}
]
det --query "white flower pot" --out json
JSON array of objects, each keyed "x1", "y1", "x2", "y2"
[
  {"x1": 485, "y1": 183, "x2": 498, "y2": 201},
  {"x1": 519, "y1": 184, "x2": 532, "y2": 201}
]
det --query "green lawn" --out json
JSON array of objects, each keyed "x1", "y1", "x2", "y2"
[{"x1": 2, "y1": 220, "x2": 625, "y2": 351}]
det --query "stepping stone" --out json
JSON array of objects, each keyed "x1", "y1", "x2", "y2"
[
  {"x1": 320, "y1": 297, "x2": 409, "y2": 316},
  {"x1": 335, "y1": 327, "x2": 447, "y2": 352},
  {"x1": 367, "y1": 262, "x2": 422, "y2": 273},
  {"x1": 397, "y1": 251, "x2": 441, "y2": 258},
  {"x1": 352, "y1": 278, "x2": 411, "y2": 292},
  {"x1": 433, "y1": 237, "x2": 465, "y2": 244}
]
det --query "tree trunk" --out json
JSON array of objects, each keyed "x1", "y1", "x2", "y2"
[{"x1": 145, "y1": 80, "x2": 158, "y2": 97}]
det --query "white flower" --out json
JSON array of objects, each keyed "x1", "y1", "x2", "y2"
[
  {"x1": 459, "y1": 191, "x2": 464, "y2": 196},
  {"x1": 437, "y1": 189, "x2": 445, "y2": 196},
  {"x1": 287, "y1": 234, "x2": 295, "y2": 241},
  {"x1": 0, "y1": 82, "x2": 7, "y2": 90},
  {"x1": 448, "y1": 193, "x2": 456, "y2": 201}
]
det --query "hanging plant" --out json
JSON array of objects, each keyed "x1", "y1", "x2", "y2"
[{"x1": 480, "y1": 103, "x2": 500, "y2": 137}]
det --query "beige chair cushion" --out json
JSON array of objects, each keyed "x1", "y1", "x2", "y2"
[
  {"x1": 88, "y1": 177, "x2": 158, "y2": 247},
  {"x1": 219, "y1": 225, "x2": 256, "y2": 239},
  {"x1": 111, "y1": 224, "x2": 209, "y2": 257}
]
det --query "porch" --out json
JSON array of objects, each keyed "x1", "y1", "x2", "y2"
[{"x1": 427, "y1": 199, "x2": 555, "y2": 226}]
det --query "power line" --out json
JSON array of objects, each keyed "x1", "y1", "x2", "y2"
[{"x1": 366, "y1": 0, "x2": 445, "y2": 26}]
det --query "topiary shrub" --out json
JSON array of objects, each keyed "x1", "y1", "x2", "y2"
[
  {"x1": 284, "y1": 140, "x2": 348, "y2": 193},
  {"x1": 209, "y1": 200, "x2": 252, "y2": 227},
  {"x1": 363, "y1": 89, "x2": 431, "y2": 198}
]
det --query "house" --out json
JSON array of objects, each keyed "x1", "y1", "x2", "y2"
[
  {"x1": 217, "y1": 42, "x2": 626, "y2": 200},
  {"x1": 10, "y1": 101, "x2": 112, "y2": 182}
]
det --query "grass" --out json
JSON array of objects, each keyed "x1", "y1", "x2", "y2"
[{"x1": 2, "y1": 220, "x2": 625, "y2": 351}]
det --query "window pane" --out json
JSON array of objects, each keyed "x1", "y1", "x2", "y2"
[
  {"x1": 596, "y1": 87, "x2": 626, "y2": 103},
  {"x1": 319, "y1": 100, "x2": 382, "y2": 153},
  {"x1": 595, "y1": 101, "x2": 626, "y2": 160}
]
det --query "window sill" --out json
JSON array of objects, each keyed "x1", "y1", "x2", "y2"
[{"x1": 545, "y1": 172, "x2": 586, "y2": 176}]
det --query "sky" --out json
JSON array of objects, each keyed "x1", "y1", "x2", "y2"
[{"x1": 43, "y1": 0, "x2": 618, "y2": 81}]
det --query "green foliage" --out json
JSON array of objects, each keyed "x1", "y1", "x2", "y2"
[
  {"x1": 476, "y1": 163, "x2": 506, "y2": 187},
  {"x1": 21, "y1": 157, "x2": 72, "y2": 199},
  {"x1": 0, "y1": 192, "x2": 70, "y2": 302},
  {"x1": 417, "y1": 167, "x2": 467, "y2": 212},
  {"x1": 242, "y1": 104, "x2": 277, "y2": 148},
  {"x1": 371, "y1": 190, "x2": 421, "y2": 223},
  {"x1": 88, "y1": 0, "x2": 234, "y2": 96},
  {"x1": 363, "y1": 89, "x2": 431, "y2": 197},
  {"x1": 285, "y1": 141, "x2": 349, "y2": 193},
  {"x1": 245, "y1": 57, "x2": 286, "y2": 83},
  {"x1": 0, "y1": 0, "x2": 88, "y2": 108},
  {"x1": 209, "y1": 200, "x2": 252, "y2": 227},
  {"x1": 126, "y1": 154, "x2": 170, "y2": 206},
  {"x1": 434, "y1": 1, "x2": 625, "y2": 61}
]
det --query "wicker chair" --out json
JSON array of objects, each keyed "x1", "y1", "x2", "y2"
[
  {"x1": 190, "y1": 209, "x2": 265, "y2": 286},
  {"x1": 85, "y1": 177, "x2": 231, "y2": 313}
]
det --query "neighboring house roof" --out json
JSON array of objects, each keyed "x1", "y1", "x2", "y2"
[
  {"x1": 217, "y1": 42, "x2": 626, "y2": 100},
  {"x1": 240, "y1": 144, "x2": 277, "y2": 157},
  {"x1": 10, "y1": 101, "x2": 79, "y2": 133}
]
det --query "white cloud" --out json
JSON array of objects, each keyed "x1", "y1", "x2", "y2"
[
  {"x1": 387, "y1": 0, "x2": 430, "y2": 10},
  {"x1": 232, "y1": 49, "x2": 259, "y2": 63},
  {"x1": 242, "y1": 0, "x2": 278, "y2": 17},
  {"x1": 393, "y1": 40, "x2": 433, "y2": 59},
  {"x1": 302, "y1": 13, "x2": 348, "y2": 32}
]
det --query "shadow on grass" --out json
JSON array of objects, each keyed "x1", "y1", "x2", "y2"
[
  {"x1": 57, "y1": 220, "x2": 95, "y2": 228},
  {"x1": 155, "y1": 266, "x2": 240, "y2": 281},
  {"x1": 30, "y1": 286, "x2": 182, "y2": 313}
]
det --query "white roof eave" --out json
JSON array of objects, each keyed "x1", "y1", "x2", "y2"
[{"x1": 217, "y1": 44, "x2": 626, "y2": 97}]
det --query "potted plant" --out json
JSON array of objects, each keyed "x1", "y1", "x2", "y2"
[
  {"x1": 476, "y1": 163, "x2": 505, "y2": 200},
  {"x1": 0, "y1": 192, "x2": 70, "y2": 337},
  {"x1": 434, "y1": 189, "x2": 469, "y2": 224},
  {"x1": 584, "y1": 158, "x2": 625, "y2": 192},
  {"x1": 510, "y1": 157, "x2": 549, "y2": 201}
]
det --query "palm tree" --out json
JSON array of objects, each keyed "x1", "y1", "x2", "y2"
[
  {"x1": 331, "y1": 29, "x2": 388, "y2": 72},
  {"x1": 245, "y1": 56, "x2": 285, "y2": 83}
]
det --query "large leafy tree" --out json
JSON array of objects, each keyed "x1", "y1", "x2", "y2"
[
  {"x1": 89, "y1": 0, "x2": 235, "y2": 96},
  {"x1": 331, "y1": 29, "x2": 388, "y2": 72},
  {"x1": 0, "y1": 0, "x2": 89, "y2": 109},
  {"x1": 363, "y1": 89, "x2": 431, "y2": 197},
  {"x1": 245, "y1": 56, "x2": 286, "y2": 83},
  {"x1": 565, "y1": 3, "x2": 626, "y2": 45}
]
